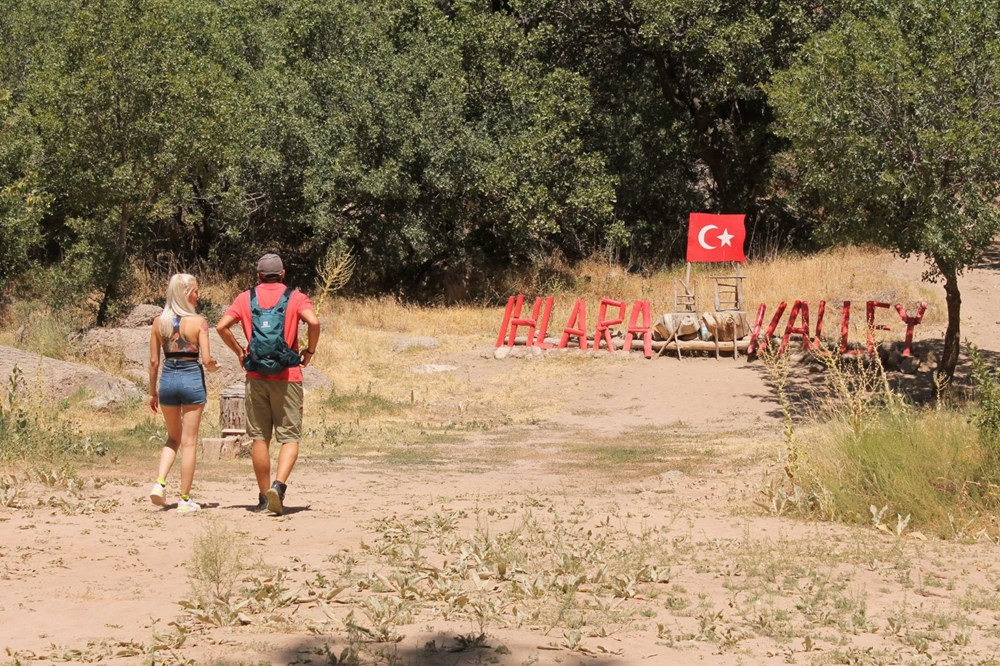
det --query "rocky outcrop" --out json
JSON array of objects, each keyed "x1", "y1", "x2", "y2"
[{"x1": 0, "y1": 344, "x2": 142, "y2": 405}]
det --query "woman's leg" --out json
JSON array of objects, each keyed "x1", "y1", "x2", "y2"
[
  {"x1": 157, "y1": 405, "x2": 183, "y2": 481},
  {"x1": 178, "y1": 404, "x2": 204, "y2": 497}
]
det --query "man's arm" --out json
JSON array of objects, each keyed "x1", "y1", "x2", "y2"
[
  {"x1": 215, "y1": 313, "x2": 245, "y2": 366},
  {"x1": 299, "y1": 308, "x2": 320, "y2": 368}
]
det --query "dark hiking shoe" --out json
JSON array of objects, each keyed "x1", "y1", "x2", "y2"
[
  {"x1": 265, "y1": 481, "x2": 287, "y2": 516},
  {"x1": 251, "y1": 493, "x2": 268, "y2": 513}
]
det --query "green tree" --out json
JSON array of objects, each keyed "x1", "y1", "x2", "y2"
[
  {"x1": 3, "y1": 0, "x2": 262, "y2": 322},
  {"x1": 769, "y1": 0, "x2": 1000, "y2": 381},
  {"x1": 0, "y1": 88, "x2": 46, "y2": 288},
  {"x1": 502, "y1": 0, "x2": 852, "y2": 261},
  {"x1": 277, "y1": 0, "x2": 616, "y2": 296}
]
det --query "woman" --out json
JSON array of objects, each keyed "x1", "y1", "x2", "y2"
[{"x1": 148, "y1": 273, "x2": 220, "y2": 513}]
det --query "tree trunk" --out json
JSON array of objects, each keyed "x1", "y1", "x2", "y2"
[
  {"x1": 650, "y1": 52, "x2": 739, "y2": 212},
  {"x1": 935, "y1": 257, "x2": 961, "y2": 386},
  {"x1": 96, "y1": 204, "x2": 130, "y2": 327}
]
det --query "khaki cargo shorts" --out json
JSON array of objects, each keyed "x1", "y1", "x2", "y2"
[{"x1": 245, "y1": 378, "x2": 303, "y2": 444}]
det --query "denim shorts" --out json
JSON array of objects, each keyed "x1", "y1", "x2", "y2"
[{"x1": 159, "y1": 359, "x2": 206, "y2": 406}]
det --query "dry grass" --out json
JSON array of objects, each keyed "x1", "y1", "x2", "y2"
[
  {"x1": 467, "y1": 246, "x2": 945, "y2": 346},
  {"x1": 298, "y1": 245, "x2": 944, "y2": 460},
  {"x1": 1, "y1": 244, "x2": 996, "y2": 665},
  {"x1": 0, "y1": 245, "x2": 949, "y2": 487}
]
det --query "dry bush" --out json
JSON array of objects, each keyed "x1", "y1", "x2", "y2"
[
  {"x1": 314, "y1": 245, "x2": 356, "y2": 315},
  {"x1": 188, "y1": 516, "x2": 250, "y2": 602},
  {"x1": 123, "y1": 259, "x2": 244, "y2": 319},
  {"x1": 741, "y1": 245, "x2": 943, "y2": 326}
]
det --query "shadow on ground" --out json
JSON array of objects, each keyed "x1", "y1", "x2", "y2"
[
  {"x1": 271, "y1": 635, "x2": 624, "y2": 666},
  {"x1": 973, "y1": 242, "x2": 1000, "y2": 271},
  {"x1": 748, "y1": 339, "x2": 1000, "y2": 423}
]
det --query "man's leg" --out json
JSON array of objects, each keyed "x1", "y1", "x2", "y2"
[
  {"x1": 252, "y1": 439, "x2": 271, "y2": 495},
  {"x1": 245, "y1": 378, "x2": 275, "y2": 501},
  {"x1": 270, "y1": 380, "x2": 303, "y2": 485},
  {"x1": 265, "y1": 381, "x2": 303, "y2": 515},
  {"x1": 275, "y1": 442, "x2": 299, "y2": 484}
]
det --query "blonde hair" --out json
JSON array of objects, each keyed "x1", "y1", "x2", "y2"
[{"x1": 159, "y1": 273, "x2": 199, "y2": 336}]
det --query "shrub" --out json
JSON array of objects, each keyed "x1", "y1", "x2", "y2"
[
  {"x1": 760, "y1": 344, "x2": 1000, "y2": 537},
  {"x1": 806, "y1": 408, "x2": 987, "y2": 532},
  {"x1": 188, "y1": 517, "x2": 250, "y2": 603},
  {"x1": 968, "y1": 344, "x2": 1000, "y2": 473},
  {"x1": 0, "y1": 366, "x2": 79, "y2": 463}
]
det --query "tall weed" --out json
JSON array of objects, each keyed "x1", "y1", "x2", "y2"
[
  {"x1": 808, "y1": 409, "x2": 987, "y2": 531},
  {"x1": 813, "y1": 349, "x2": 904, "y2": 437},
  {"x1": 968, "y1": 344, "x2": 1000, "y2": 473},
  {"x1": 759, "y1": 345, "x2": 1000, "y2": 536},
  {"x1": 0, "y1": 366, "x2": 79, "y2": 463},
  {"x1": 188, "y1": 517, "x2": 250, "y2": 602},
  {"x1": 0, "y1": 302, "x2": 82, "y2": 360}
]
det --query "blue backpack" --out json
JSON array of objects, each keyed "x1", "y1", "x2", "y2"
[{"x1": 243, "y1": 287, "x2": 302, "y2": 375}]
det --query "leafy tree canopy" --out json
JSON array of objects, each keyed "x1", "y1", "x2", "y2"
[{"x1": 769, "y1": 0, "x2": 1000, "y2": 379}]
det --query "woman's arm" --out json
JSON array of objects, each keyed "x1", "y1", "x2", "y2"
[
  {"x1": 148, "y1": 322, "x2": 162, "y2": 413},
  {"x1": 197, "y1": 317, "x2": 220, "y2": 372}
]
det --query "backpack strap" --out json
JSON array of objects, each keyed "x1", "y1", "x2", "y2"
[
  {"x1": 274, "y1": 286, "x2": 292, "y2": 315},
  {"x1": 250, "y1": 286, "x2": 291, "y2": 315}
]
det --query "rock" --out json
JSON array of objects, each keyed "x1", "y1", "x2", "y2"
[
  {"x1": 0, "y1": 344, "x2": 142, "y2": 402},
  {"x1": 81, "y1": 327, "x2": 150, "y2": 367},
  {"x1": 302, "y1": 365, "x2": 332, "y2": 391},
  {"x1": 507, "y1": 346, "x2": 546, "y2": 359},
  {"x1": 201, "y1": 436, "x2": 246, "y2": 460},
  {"x1": 900, "y1": 355, "x2": 921, "y2": 374},
  {"x1": 494, "y1": 346, "x2": 510, "y2": 360},
  {"x1": 122, "y1": 304, "x2": 163, "y2": 328},
  {"x1": 410, "y1": 364, "x2": 457, "y2": 374},
  {"x1": 86, "y1": 394, "x2": 130, "y2": 412},
  {"x1": 393, "y1": 336, "x2": 439, "y2": 353}
]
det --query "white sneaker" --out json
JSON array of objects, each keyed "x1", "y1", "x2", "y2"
[
  {"x1": 149, "y1": 482, "x2": 166, "y2": 506},
  {"x1": 176, "y1": 498, "x2": 201, "y2": 514}
]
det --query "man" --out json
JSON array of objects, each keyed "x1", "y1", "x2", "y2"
[{"x1": 216, "y1": 253, "x2": 321, "y2": 515}]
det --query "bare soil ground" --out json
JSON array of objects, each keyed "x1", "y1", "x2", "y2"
[{"x1": 2, "y1": 252, "x2": 1000, "y2": 665}]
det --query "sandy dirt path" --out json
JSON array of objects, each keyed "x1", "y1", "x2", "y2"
[{"x1": 2, "y1": 251, "x2": 1000, "y2": 665}]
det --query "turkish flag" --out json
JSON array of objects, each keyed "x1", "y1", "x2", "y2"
[{"x1": 686, "y1": 213, "x2": 746, "y2": 263}]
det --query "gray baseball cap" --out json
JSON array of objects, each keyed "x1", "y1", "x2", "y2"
[{"x1": 256, "y1": 253, "x2": 284, "y2": 275}]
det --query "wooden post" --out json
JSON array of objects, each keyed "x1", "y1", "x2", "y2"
[{"x1": 220, "y1": 382, "x2": 246, "y2": 437}]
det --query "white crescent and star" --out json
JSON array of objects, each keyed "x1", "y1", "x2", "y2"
[{"x1": 697, "y1": 225, "x2": 735, "y2": 250}]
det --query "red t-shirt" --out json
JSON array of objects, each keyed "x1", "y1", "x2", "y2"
[{"x1": 224, "y1": 283, "x2": 314, "y2": 382}]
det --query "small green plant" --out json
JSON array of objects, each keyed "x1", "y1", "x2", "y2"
[
  {"x1": 324, "y1": 386, "x2": 403, "y2": 415},
  {"x1": 320, "y1": 642, "x2": 360, "y2": 666},
  {"x1": 0, "y1": 366, "x2": 80, "y2": 463},
  {"x1": 451, "y1": 632, "x2": 490, "y2": 652},
  {"x1": 344, "y1": 598, "x2": 409, "y2": 643},
  {"x1": 968, "y1": 343, "x2": 1000, "y2": 470}
]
